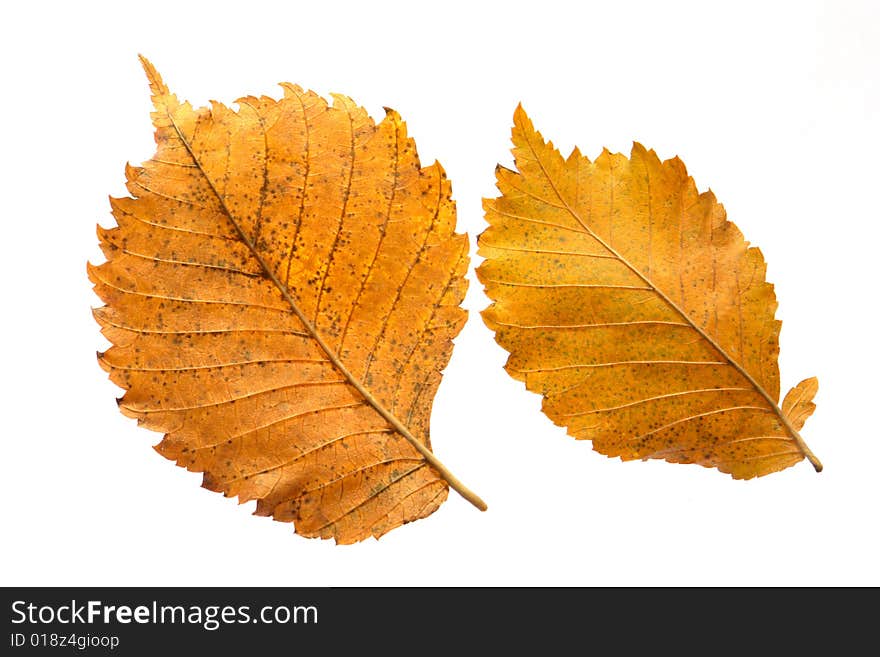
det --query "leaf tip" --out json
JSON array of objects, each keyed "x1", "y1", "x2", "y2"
[
  {"x1": 279, "y1": 81, "x2": 303, "y2": 99},
  {"x1": 669, "y1": 154, "x2": 687, "y2": 174},
  {"x1": 701, "y1": 186, "x2": 718, "y2": 205},
  {"x1": 138, "y1": 54, "x2": 169, "y2": 98},
  {"x1": 631, "y1": 141, "x2": 654, "y2": 160},
  {"x1": 85, "y1": 260, "x2": 101, "y2": 284},
  {"x1": 96, "y1": 351, "x2": 112, "y2": 374},
  {"x1": 124, "y1": 161, "x2": 138, "y2": 183},
  {"x1": 512, "y1": 102, "x2": 531, "y2": 129}
]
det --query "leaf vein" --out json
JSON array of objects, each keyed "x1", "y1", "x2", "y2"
[
  {"x1": 494, "y1": 320, "x2": 691, "y2": 330},
  {"x1": 630, "y1": 405, "x2": 774, "y2": 442},
  {"x1": 191, "y1": 401, "x2": 366, "y2": 451},
  {"x1": 309, "y1": 463, "x2": 426, "y2": 534},
  {"x1": 478, "y1": 242, "x2": 616, "y2": 259},
  {"x1": 482, "y1": 279, "x2": 652, "y2": 290},
  {"x1": 219, "y1": 428, "x2": 396, "y2": 485},
  {"x1": 512, "y1": 360, "x2": 728, "y2": 373},
  {"x1": 556, "y1": 387, "x2": 754, "y2": 417},
  {"x1": 126, "y1": 379, "x2": 349, "y2": 413},
  {"x1": 118, "y1": 248, "x2": 262, "y2": 277}
]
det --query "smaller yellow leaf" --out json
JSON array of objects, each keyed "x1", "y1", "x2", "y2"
[{"x1": 478, "y1": 105, "x2": 822, "y2": 479}]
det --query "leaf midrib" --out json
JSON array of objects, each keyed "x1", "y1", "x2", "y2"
[
  {"x1": 517, "y1": 126, "x2": 821, "y2": 471},
  {"x1": 160, "y1": 107, "x2": 487, "y2": 510}
]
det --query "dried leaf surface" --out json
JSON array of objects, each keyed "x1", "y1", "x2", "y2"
[
  {"x1": 90, "y1": 57, "x2": 483, "y2": 543},
  {"x1": 478, "y1": 106, "x2": 820, "y2": 479}
]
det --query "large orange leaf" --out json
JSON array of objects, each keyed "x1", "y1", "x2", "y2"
[
  {"x1": 478, "y1": 106, "x2": 820, "y2": 479},
  {"x1": 90, "y1": 57, "x2": 485, "y2": 544}
]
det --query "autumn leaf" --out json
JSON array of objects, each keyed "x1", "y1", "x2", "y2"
[
  {"x1": 477, "y1": 105, "x2": 821, "y2": 479},
  {"x1": 90, "y1": 56, "x2": 485, "y2": 544}
]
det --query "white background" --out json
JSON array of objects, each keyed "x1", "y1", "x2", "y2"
[{"x1": 2, "y1": 0, "x2": 877, "y2": 586}]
